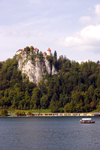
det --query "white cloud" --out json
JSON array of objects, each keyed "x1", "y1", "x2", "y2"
[
  {"x1": 58, "y1": 25, "x2": 100, "y2": 52},
  {"x1": 79, "y1": 4, "x2": 100, "y2": 26},
  {"x1": 1, "y1": 1, "x2": 100, "y2": 62},
  {"x1": 79, "y1": 16, "x2": 91, "y2": 24},
  {"x1": 58, "y1": 4, "x2": 100, "y2": 53},
  {"x1": 80, "y1": 25, "x2": 100, "y2": 39},
  {"x1": 95, "y1": 4, "x2": 100, "y2": 16}
]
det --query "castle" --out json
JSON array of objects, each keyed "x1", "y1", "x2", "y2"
[
  {"x1": 16, "y1": 46, "x2": 57, "y2": 85},
  {"x1": 16, "y1": 47, "x2": 51, "y2": 56}
]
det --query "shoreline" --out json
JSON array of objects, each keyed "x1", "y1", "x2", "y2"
[
  {"x1": 1, "y1": 112, "x2": 100, "y2": 117},
  {"x1": 28, "y1": 112, "x2": 100, "y2": 117}
]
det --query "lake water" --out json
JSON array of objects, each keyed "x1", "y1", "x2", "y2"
[{"x1": 0, "y1": 116, "x2": 100, "y2": 150}]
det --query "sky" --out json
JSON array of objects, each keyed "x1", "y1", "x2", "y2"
[{"x1": 0, "y1": 0, "x2": 100, "y2": 63}]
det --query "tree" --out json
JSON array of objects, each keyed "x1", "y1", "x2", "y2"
[
  {"x1": 54, "y1": 51, "x2": 57, "y2": 60},
  {"x1": 0, "y1": 62, "x2": 3, "y2": 70},
  {"x1": 49, "y1": 101, "x2": 59, "y2": 112},
  {"x1": 64, "y1": 103, "x2": 71, "y2": 112},
  {"x1": 31, "y1": 88, "x2": 40, "y2": 108},
  {"x1": 90, "y1": 101, "x2": 95, "y2": 109},
  {"x1": 30, "y1": 46, "x2": 34, "y2": 52},
  {"x1": 96, "y1": 100, "x2": 100, "y2": 111},
  {"x1": 27, "y1": 111, "x2": 32, "y2": 115},
  {"x1": 25, "y1": 46, "x2": 30, "y2": 52},
  {"x1": 1, "y1": 109, "x2": 8, "y2": 116},
  {"x1": 39, "y1": 51, "x2": 43, "y2": 62},
  {"x1": 76, "y1": 100, "x2": 84, "y2": 112},
  {"x1": 15, "y1": 110, "x2": 25, "y2": 116},
  {"x1": 40, "y1": 94, "x2": 48, "y2": 109}
]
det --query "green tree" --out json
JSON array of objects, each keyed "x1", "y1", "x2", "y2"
[
  {"x1": 25, "y1": 46, "x2": 30, "y2": 52},
  {"x1": 39, "y1": 51, "x2": 43, "y2": 62},
  {"x1": 30, "y1": 46, "x2": 34, "y2": 52},
  {"x1": 1, "y1": 109, "x2": 8, "y2": 116},
  {"x1": 31, "y1": 87, "x2": 40, "y2": 109},
  {"x1": 54, "y1": 50, "x2": 57, "y2": 60},
  {"x1": 27, "y1": 111, "x2": 32, "y2": 115},
  {"x1": 64, "y1": 103, "x2": 71, "y2": 112},
  {"x1": 49, "y1": 101, "x2": 59, "y2": 112},
  {"x1": 40, "y1": 94, "x2": 48, "y2": 109}
]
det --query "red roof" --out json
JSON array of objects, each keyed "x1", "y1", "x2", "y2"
[
  {"x1": 47, "y1": 48, "x2": 51, "y2": 51},
  {"x1": 17, "y1": 48, "x2": 26, "y2": 52},
  {"x1": 22, "y1": 48, "x2": 26, "y2": 51},
  {"x1": 17, "y1": 49, "x2": 22, "y2": 52},
  {"x1": 43, "y1": 52, "x2": 47, "y2": 54},
  {"x1": 34, "y1": 48, "x2": 38, "y2": 50}
]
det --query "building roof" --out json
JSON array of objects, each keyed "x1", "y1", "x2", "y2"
[
  {"x1": 17, "y1": 48, "x2": 26, "y2": 52},
  {"x1": 22, "y1": 48, "x2": 26, "y2": 51},
  {"x1": 34, "y1": 48, "x2": 38, "y2": 50},
  {"x1": 17, "y1": 49, "x2": 23, "y2": 52},
  {"x1": 47, "y1": 48, "x2": 51, "y2": 51},
  {"x1": 43, "y1": 52, "x2": 47, "y2": 54}
]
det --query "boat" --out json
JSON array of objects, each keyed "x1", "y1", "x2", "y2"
[{"x1": 79, "y1": 118, "x2": 95, "y2": 124}]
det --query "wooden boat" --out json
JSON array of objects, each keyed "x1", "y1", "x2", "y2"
[{"x1": 79, "y1": 118, "x2": 95, "y2": 124}]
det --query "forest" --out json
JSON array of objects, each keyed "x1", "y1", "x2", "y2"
[{"x1": 0, "y1": 48, "x2": 100, "y2": 113}]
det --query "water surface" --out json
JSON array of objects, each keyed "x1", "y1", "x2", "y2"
[{"x1": 0, "y1": 117, "x2": 100, "y2": 150}]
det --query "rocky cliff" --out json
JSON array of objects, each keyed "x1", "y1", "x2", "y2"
[{"x1": 17, "y1": 52, "x2": 57, "y2": 85}]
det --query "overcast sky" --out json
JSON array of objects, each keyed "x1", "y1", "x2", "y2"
[{"x1": 0, "y1": 0, "x2": 100, "y2": 62}]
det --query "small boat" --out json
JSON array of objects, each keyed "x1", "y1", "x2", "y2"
[{"x1": 79, "y1": 118, "x2": 95, "y2": 124}]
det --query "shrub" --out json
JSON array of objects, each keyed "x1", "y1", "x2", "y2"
[
  {"x1": 1, "y1": 109, "x2": 8, "y2": 116},
  {"x1": 27, "y1": 111, "x2": 32, "y2": 115},
  {"x1": 15, "y1": 110, "x2": 25, "y2": 116}
]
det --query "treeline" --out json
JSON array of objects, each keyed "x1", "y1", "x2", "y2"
[
  {"x1": 0, "y1": 57, "x2": 36, "y2": 110},
  {"x1": 39, "y1": 57, "x2": 100, "y2": 112},
  {"x1": 0, "y1": 53, "x2": 100, "y2": 112}
]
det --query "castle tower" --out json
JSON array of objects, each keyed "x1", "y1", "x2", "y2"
[
  {"x1": 43, "y1": 52, "x2": 47, "y2": 57},
  {"x1": 34, "y1": 48, "x2": 39, "y2": 54},
  {"x1": 47, "y1": 48, "x2": 51, "y2": 56}
]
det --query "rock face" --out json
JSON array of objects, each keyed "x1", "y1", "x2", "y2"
[{"x1": 17, "y1": 53, "x2": 57, "y2": 85}]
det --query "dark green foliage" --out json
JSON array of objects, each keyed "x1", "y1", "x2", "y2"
[
  {"x1": 30, "y1": 46, "x2": 34, "y2": 52},
  {"x1": 27, "y1": 110, "x2": 32, "y2": 115},
  {"x1": 1, "y1": 109, "x2": 8, "y2": 116},
  {"x1": 0, "y1": 57, "x2": 36, "y2": 110},
  {"x1": 15, "y1": 110, "x2": 25, "y2": 116},
  {"x1": 40, "y1": 94, "x2": 48, "y2": 109},
  {"x1": 31, "y1": 87, "x2": 40, "y2": 109},
  {"x1": 54, "y1": 50, "x2": 57, "y2": 61},
  {"x1": 0, "y1": 52, "x2": 100, "y2": 113},
  {"x1": 38, "y1": 51, "x2": 44, "y2": 62},
  {"x1": 25, "y1": 46, "x2": 30, "y2": 52},
  {"x1": 0, "y1": 62, "x2": 3, "y2": 70},
  {"x1": 38, "y1": 58, "x2": 100, "y2": 112},
  {"x1": 31, "y1": 54, "x2": 36, "y2": 65}
]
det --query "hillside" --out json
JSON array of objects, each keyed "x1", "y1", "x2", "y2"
[{"x1": 0, "y1": 46, "x2": 100, "y2": 112}]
